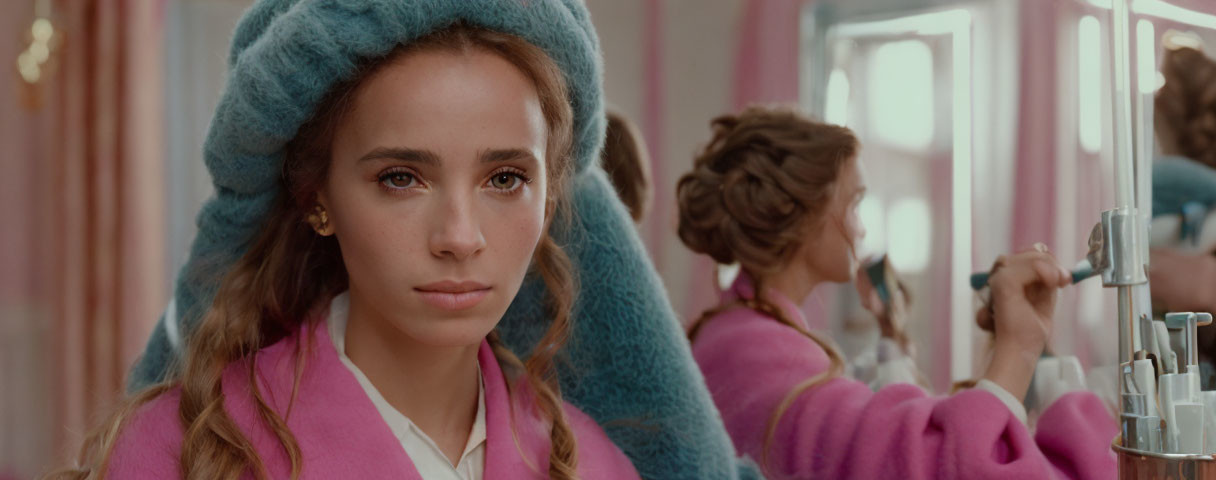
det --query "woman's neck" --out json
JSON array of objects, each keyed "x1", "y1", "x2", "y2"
[
  {"x1": 342, "y1": 290, "x2": 480, "y2": 464},
  {"x1": 763, "y1": 265, "x2": 823, "y2": 305}
]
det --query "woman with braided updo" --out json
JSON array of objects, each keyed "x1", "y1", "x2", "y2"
[{"x1": 679, "y1": 106, "x2": 1116, "y2": 479}]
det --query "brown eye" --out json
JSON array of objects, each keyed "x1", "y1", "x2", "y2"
[
  {"x1": 380, "y1": 172, "x2": 416, "y2": 189},
  {"x1": 490, "y1": 172, "x2": 521, "y2": 190}
]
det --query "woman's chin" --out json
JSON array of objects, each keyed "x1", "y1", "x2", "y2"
[{"x1": 403, "y1": 316, "x2": 500, "y2": 348}]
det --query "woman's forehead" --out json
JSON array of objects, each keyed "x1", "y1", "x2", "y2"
[{"x1": 333, "y1": 50, "x2": 548, "y2": 164}]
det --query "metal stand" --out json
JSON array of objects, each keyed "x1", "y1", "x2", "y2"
[{"x1": 1104, "y1": 0, "x2": 1216, "y2": 476}]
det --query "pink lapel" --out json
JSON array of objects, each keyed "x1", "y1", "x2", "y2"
[
  {"x1": 222, "y1": 319, "x2": 424, "y2": 479},
  {"x1": 480, "y1": 341, "x2": 553, "y2": 479},
  {"x1": 221, "y1": 319, "x2": 555, "y2": 478}
]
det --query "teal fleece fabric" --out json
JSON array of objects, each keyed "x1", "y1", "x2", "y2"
[
  {"x1": 1153, "y1": 156, "x2": 1216, "y2": 218},
  {"x1": 126, "y1": 1, "x2": 760, "y2": 478}
]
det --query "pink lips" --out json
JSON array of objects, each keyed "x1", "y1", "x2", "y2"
[{"x1": 414, "y1": 281, "x2": 491, "y2": 311}]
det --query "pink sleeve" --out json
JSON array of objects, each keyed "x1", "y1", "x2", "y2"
[
  {"x1": 106, "y1": 389, "x2": 184, "y2": 479},
  {"x1": 1035, "y1": 392, "x2": 1120, "y2": 478},
  {"x1": 693, "y1": 314, "x2": 1117, "y2": 480}
]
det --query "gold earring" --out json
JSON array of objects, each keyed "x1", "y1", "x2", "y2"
[{"x1": 306, "y1": 205, "x2": 333, "y2": 236}]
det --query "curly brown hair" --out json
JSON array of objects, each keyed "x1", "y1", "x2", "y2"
[
  {"x1": 1155, "y1": 46, "x2": 1216, "y2": 168},
  {"x1": 675, "y1": 105, "x2": 858, "y2": 473}
]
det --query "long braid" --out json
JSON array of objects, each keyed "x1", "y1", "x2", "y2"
[{"x1": 525, "y1": 236, "x2": 580, "y2": 479}]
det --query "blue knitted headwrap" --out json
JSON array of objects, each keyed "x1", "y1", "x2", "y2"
[{"x1": 127, "y1": 1, "x2": 760, "y2": 478}]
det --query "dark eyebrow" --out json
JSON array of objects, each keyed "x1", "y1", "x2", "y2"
[
  {"x1": 480, "y1": 148, "x2": 539, "y2": 165},
  {"x1": 357, "y1": 147, "x2": 440, "y2": 165}
]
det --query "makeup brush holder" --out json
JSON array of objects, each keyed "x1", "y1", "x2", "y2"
[{"x1": 1114, "y1": 438, "x2": 1216, "y2": 479}]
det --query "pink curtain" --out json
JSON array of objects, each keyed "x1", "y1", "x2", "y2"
[
  {"x1": 731, "y1": 0, "x2": 803, "y2": 111},
  {"x1": 1012, "y1": 0, "x2": 1060, "y2": 251},
  {"x1": 0, "y1": 0, "x2": 165, "y2": 476}
]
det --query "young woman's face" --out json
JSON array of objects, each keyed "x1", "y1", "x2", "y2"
[
  {"x1": 797, "y1": 156, "x2": 866, "y2": 283},
  {"x1": 320, "y1": 49, "x2": 550, "y2": 347}
]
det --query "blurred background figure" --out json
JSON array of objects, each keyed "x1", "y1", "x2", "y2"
[
  {"x1": 602, "y1": 109, "x2": 653, "y2": 225},
  {"x1": 1148, "y1": 35, "x2": 1216, "y2": 389}
]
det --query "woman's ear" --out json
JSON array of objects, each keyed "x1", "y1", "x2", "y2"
[{"x1": 307, "y1": 189, "x2": 336, "y2": 237}]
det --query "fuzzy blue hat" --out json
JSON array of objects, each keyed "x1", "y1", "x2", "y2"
[
  {"x1": 127, "y1": 1, "x2": 759, "y2": 478},
  {"x1": 1153, "y1": 156, "x2": 1216, "y2": 218}
]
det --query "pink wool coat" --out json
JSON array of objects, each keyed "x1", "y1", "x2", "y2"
[
  {"x1": 108, "y1": 319, "x2": 640, "y2": 479},
  {"x1": 692, "y1": 274, "x2": 1118, "y2": 479}
]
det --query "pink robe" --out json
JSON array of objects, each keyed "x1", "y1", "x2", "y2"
[
  {"x1": 692, "y1": 274, "x2": 1117, "y2": 479},
  {"x1": 108, "y1": 320, "x2": 640, "y2": 479}
]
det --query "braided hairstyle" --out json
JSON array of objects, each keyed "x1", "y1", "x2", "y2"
[{"x1": 676, "y1": 106, "x2": 859, "y2": 473}]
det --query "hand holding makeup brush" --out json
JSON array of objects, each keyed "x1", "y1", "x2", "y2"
[{"x1": 979, "y1": 243, "x2": 1072, "y2": 402}]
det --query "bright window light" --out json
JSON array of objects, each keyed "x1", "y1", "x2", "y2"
[
  {"x1": 831, "y1": 9, "x2": 969, "y2": 37},
  {"x1": 1091, "y1": 0, "x2": 1216, "y2": 31},
  {"x1": 1137, "y1": 20, "x2": 1158, "y2": 94},
  {"x1": 1136, "y1": 0, "x2": 1216, "y2": 30},
  {"x1": 886, "y1": 197, "x2": 932, "y2": 273},
  {"x1": 717, "y1": 263, "x2": 741, "y2": 291},
  {"x1": 868, "y1": 40, "x2": 934, "y2": 151},
  {"x1": 1079, "y1": 16, "x2": 1102, "y2": 153},
  {"x1": 829, "y1": 7, "x2": 972, "y2": 381},
  {"x1": 825, "y1": 69, "x2": 851, "y2": 126}
]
